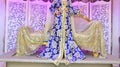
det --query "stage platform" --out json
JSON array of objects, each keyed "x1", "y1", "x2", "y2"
[{"x1": 0, "y1": 49, "x2": 120, "y2": 67}]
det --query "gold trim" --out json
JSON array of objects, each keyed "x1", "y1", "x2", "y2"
[{"x1": 71, "y1": 13, "x2": 91, "y2": 22}]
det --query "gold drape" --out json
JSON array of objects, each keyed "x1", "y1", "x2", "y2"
[
  {"x1": 16, "y1": 26, "x2": 45, "y2": 56},
  {"x1": 71, "y1": 17, "x2": 106, "y2": 57}
]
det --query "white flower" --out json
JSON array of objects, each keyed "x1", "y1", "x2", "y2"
[
  {"x1": 53, "y1": 49, "x2": 58, "y2": 54},
  {"x1": 45, "y1": 52, "x2": 52, "y2": 58},
  {"x1": 46, "y1": 48, "x2": 50, "y2": 52},
  {"x1": 56, "y1": 25, "x2": 60, "y2": 29},
  {"x1": 67, "y1": 54, "x2": 72, "y2": 60},
  {"x1": 74, "y1": 52, "x2": 80, "y2": 58},
  {"x1": 52, "y1": 41, "x2": 57, "y2": 48}
]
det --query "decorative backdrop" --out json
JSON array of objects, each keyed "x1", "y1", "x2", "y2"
[
  {"x1": 28, "y1": 1, "x2": 49, "y2": 31},
  {"x1": 5, "y1": 0, "x2": 27, "y2": 52},
  {"x1": 5, "y1": 0, "x2": 111, "y2": 54}
]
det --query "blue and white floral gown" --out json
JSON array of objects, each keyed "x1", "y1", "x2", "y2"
[{"x1": 39, "y1": 0, "x2": 85, "y2": 63}]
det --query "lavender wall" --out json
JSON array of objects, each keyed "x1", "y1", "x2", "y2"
[
  {"x1": 118, "y1": 0, "x2": 120, "y2": 58},
  {"x1": 0, "y1": 0, "x2": 5, "y2": 55},
  {"x1": 0, "y1": 0, "x2": 6, "y2": 67},
  {"x1": 112, "y1": 0, "x2": 120, "y2": 58}
]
